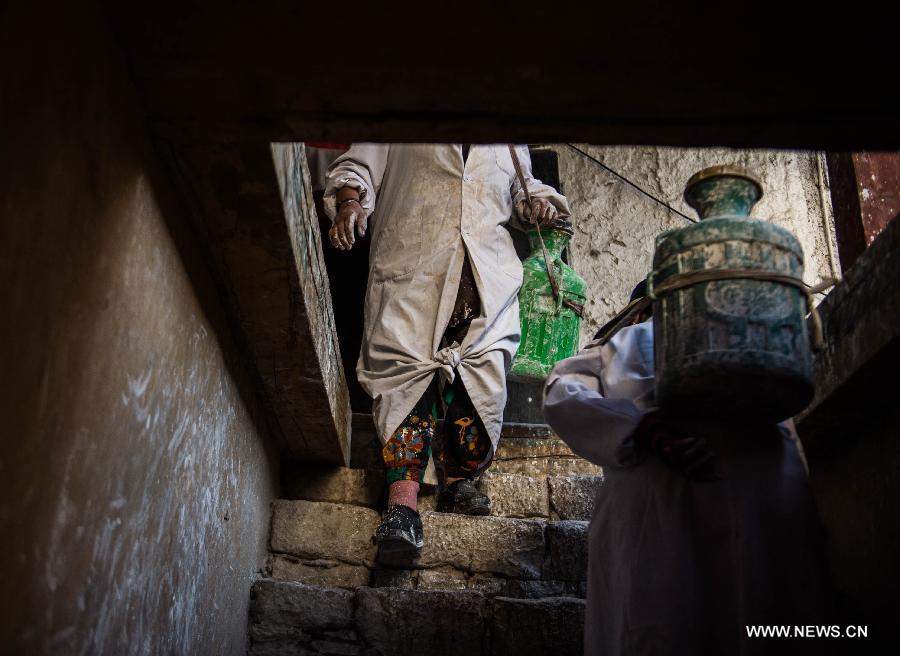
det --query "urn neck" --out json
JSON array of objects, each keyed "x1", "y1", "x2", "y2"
[
  {"x1": 684, "y1": 166, "x2": 763, "y2": 220},
  {"x1": 526, "y1": 228, "x2": 570, "y2": 258}
]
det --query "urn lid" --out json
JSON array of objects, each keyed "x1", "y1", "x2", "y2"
[{"x1": 685, "y1": 165, "x2": 762, "y2": 191}]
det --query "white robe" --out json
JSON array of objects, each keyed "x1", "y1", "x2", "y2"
[
  {"x1": 324, "y1": 144, "x2": 570, "y2": 452},
  {"x1": 305, "y1": 145, "x2": 347, "y2": 192},
  {"x1": 543, "y1": 321, "x2": 835, "y2": 656}
]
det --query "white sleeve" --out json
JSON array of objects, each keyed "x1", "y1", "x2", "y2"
[
  {"x1": 508, "y1": 145, "x2": 571, "y2": 227},
  {"x1": 322, "y1": 143, "x2": 390, "y2": 221},
  {"x1": 542, "y1": 340, "x2": 645, "y2": 468}
]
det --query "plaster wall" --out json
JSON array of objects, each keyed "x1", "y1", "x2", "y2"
[
  {"x1": 549, "y1": 145, "x2": 840, "y2": 344},
  {"x1": 0, "y1": 2, "x2": 278, "y2": 653}
]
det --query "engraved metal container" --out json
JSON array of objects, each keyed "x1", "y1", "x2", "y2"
[{"x1": 651, "y1": 166, "x2": 814, "y2": 422}]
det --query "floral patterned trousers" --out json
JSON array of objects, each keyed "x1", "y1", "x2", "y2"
[{"x1": 382, "y1": 375, "x2": 493, "y2": 485}]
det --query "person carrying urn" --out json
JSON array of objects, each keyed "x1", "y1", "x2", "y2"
[
  {"x1": 324, "y1": 144, "x2": 570, "y2": 553},
  {"x1": 542, "y1": 281, "x2": 836, "y2": 656}
]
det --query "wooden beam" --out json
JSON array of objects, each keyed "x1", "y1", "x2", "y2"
[
  {"x1": 160, "y1": 138, "x2": 350, "y2": 464},
  {"x1": 106, "y1": 1, "x2": 900, "y2": 149},
  {"x1": 273, "y1": 143, "x2": 352, "y2": 463}
]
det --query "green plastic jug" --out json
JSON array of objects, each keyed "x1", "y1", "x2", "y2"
[
  {"x1": 510, "y1": 226, "x2": 588, "y2": 382},
  {"x1": 651, "y1": 166, "x2": 814, "y2": 422}
]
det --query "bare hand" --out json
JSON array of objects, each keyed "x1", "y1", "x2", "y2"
[
  {"x1": 634, "y1": 412, "x2": 719, "y2": 482},
  {"x1": 329, "y1": 199, "x2": 368, "y2": 250},
  {"x1": 521, "y1": 197, "x2": 558, "y2": 227},
  {"x1": 665, "y1": 437, "x2": 719, "y2": 482}
]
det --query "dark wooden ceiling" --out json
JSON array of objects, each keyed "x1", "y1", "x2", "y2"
[{"x1": 106, "y1": 1, "x2": 899, "y2": 149}]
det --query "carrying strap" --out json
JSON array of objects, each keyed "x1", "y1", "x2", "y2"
[
  {"x1": 596, "y1": 268, "x2": 838, "y2": 350},
  {"x1": 508, "y1": 145, "x2": 583, "y2": 317}
]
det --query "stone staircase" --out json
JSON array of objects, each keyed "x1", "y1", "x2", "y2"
[{"x1": 248, "y1": 417, "x2": 602, "y2": 656}]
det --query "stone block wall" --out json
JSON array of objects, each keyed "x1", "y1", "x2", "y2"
[{"x1": 249, "y1": 580, "x2": 586, "y2": 656}]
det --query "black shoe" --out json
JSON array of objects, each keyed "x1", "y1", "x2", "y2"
[
  {"x1": 375, "y1": 505, "x2": 424, "y2": 554},
  {"x1": 436, "y1": 479, "x2": 491, "y2": 516}
]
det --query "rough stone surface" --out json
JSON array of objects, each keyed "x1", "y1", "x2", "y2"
[
  {"x1": 250, "y1": 622, "x2": 312, "y2": 645},
  {"x1": 310, "y1": 639, "x2": 362, "y2": 655},
  {"x1": 324, "y1": 629, "x2": 360, "y2": 642},
  {"x1": 548, "y1": 475, "x2": 602, "y2": 520},
  {"x1": 370, "y1": 568, "x2": 584, "y2": 599},
  {"x1": 465, "y1": 573, "x2": 507, "y2": 596},
  {"x1": 417, "y1": 492, "x2": 438, "y2": 512},
  {"x1": 370, "y1": 568, "x2": 416, "y2": 590},
  {"x1": 504, "y1": 580, "x2": 574, "y2": 599},
  {"x1": 250, "y1": 580, "x2": 589, "y2": 654},
  {"x1": 544, "y1": 521, "x2": 589, "y2": 582},
  {"x1": 348, "y1": 415, "x2": 384, "y2": 470},
  {"x1": 491, "y1": 438, "x2": 601, "y2": 477},
  {"x1": 490, "y1": 457, "x2": 601, "y2": 477},
  {"x1": 249, "y1": 580, "x2": 354, "y2": 632},
  {"x1": 249, "y1": 644, "x2": 318, "y2": 656},
  {"x1": 550, "y1": 145, "x2": 840, "y2": 345},
  {"x1": 495, "y1": 438, "x2": 576, "y2": 460},
  {"x1": 270, "y1": 500, "x2": 379, "y2": 567},
  {"x1": 258, "y1": 427, "x2": 600, "y2": 650},
  {"x1": 478, "y1": 472, "x2": 549, "y2": 518},
  {"x1": 269, "y1": 554, "x2": 371, "y2": 589},
  {"x1": 283, "y1": 464, "x2": 384, "y2": 508},
  {"x1": 417, "y1": 567, "x2": 469, "y2": 591},
  {"x1": 248, "y1": 582, "x2": 371, "y2": 655},
  {"x1": 418, "y1": 512, "x2": 545, "y2": 579},
  {"x1": 491, "y1": 596, "x2": 586, "y2": 656},
  {"x1": 500, "y1": 423, "x2": 557, "y2": 439},
  {"x1": 468, "y1": 576, "x2": 578, "y2": 600},
  {"x1": 355, "y1": 587, "x2": 488, "y2": 656}
]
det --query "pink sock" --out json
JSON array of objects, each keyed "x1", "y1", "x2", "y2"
[{"x1": 388, "y1": 480, "x2": 420, "y2": 511}]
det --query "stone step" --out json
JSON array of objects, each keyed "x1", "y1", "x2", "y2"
[
  {"x1": 282, "y1": 464, "x2": 384, "y2": 509},
  {"x1": 249, "y1": 579, "x2": 585, "y2": 656},
  {"x1": 268, "y1": 500, "x2": 588, "y2": 598},
  {"x1": 284, "y1": 417, "x2": 603, "y2": 521},
  {"x1": 491, "y1": 437, "x2": 601, "y2": 478},
  {"x1": 282, "y1": 464, "x2": 601, "y2": 521},
  {"x1": 367, "y1": 567, "x2": 586, "y2": 600},
  {"x1": 476, "y1": 471, "x2": 600, "y2": 520}
]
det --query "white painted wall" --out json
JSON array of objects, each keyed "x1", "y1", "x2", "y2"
[{"x1": 545, "y1": 145, "x2": 841, "y2": 344}]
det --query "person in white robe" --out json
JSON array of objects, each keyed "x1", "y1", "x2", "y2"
[
  {"x1": 543, "y1": 291, "x2": 835, "y2": 656},
  {"x1": 305, "y1": 143, "x2": 349, "y2": 192},
  {"x1": 324, "y1": 144, "x2": 570, "y2": 552}
]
